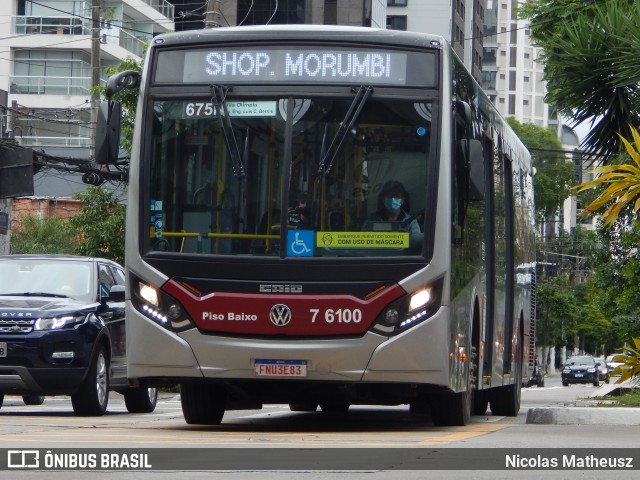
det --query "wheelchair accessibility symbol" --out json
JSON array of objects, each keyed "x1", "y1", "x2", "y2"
[{"x1": 287, "y1": 230, "x2": 314, "y2": 257}]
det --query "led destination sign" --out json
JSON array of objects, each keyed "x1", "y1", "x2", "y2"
[
  {"x1": 154, "y1": 47, "x2": 436, "y2": 86},
  {"x1": 184, "y1": 48, "x2": 407, "y2": 85}
]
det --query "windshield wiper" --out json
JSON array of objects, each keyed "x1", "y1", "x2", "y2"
[
  {"x1": 211, "y1": 84, "x2": 245, "y2": 177},
  {"x1": 0, "y1": 292, "x2": 68, "y2": 298},
  {"x1": 317, "y1": 85, "x2": 373, "y2": 177}
]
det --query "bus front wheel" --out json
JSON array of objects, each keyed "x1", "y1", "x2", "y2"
[
  {"x1": 180, "y1": 383, "x2": 226, "y2": 425},
  {"x1": 319, "y1": 401, "x2": 350, "y2": 413},
  {"x1": 289, "y1": 402, "x2": 318, "y2": 412},
  {"x1": 123, "y1": 387, "x2": 158, "y2": 413},
  {"x1": 430, "y1": 391, "x2": 470, "y2": 426}
]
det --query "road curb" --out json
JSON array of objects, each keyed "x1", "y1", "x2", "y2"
[{"x1": 526, "y1": 407, "x2": 640, "y2": 425}]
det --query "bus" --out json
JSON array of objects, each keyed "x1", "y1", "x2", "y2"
[{"x1": 99, "y1": 25, "x2": 536, "y2": 426}]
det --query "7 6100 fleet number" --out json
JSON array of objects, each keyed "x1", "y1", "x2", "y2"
[{"x1": 310, "y1": 308, "x2": 362, "y2": 323}]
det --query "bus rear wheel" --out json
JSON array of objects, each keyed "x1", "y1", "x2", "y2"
[
  {"x1": 490, "y1": 383, "x2": 521, "y2": 416},
  {"x1": 180, "y1": 383, "x2": 226, "y2": 425}
]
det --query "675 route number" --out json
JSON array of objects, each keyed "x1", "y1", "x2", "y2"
[{"x1": 310, "y1": 308, "x2": 362, "y2": 324}]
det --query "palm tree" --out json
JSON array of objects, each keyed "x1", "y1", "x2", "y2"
[
  {"x1": 519, "y1": 0, "x2": 640, "y2": 163},
  {"x1": 575, "y1": 127, "x2": 640, "y2": 226}
]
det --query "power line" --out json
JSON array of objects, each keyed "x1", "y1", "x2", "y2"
[
  {"x1": 237, "y1": 0, "x2": 254, "y2": 26},
  {"x1": 266, "y1": 0, "x2": 279, "y2": 25}
]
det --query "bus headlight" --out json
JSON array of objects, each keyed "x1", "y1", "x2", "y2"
[
  {"x1": 130, "y1": 275, "x2": 194, "y2": 332},
  {"x1": 139, "y1": 283, "x2": 159, "y2": 306},
  {"x1": 371, "y1": 277, "x2": 443, "y2": 336}
]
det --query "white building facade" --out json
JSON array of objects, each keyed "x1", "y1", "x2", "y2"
[
  {"x1": 387, "y1": 0, "x2": 558, "y2": 131},
  {"x1": 0, "y1": 0, "x2": 174, "y2": 158},
  {"x1": 387, "y1": 0, "x2": 484, "y2": 82},
  {"x1": 482, "y1": 0, "x2": 556, "y2": 130}
]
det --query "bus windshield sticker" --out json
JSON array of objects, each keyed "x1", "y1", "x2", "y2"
[
  {"x1": 317, "y1": 232, "x2": 410, "y2": 249},
  {"x1": 181, "y1": 100, "x2": 277, "y2": 119},
  {"x1": 286, "y1": 230, "x2": 315, "y2": 257},
  {"x1": 150, "y1": 200, "x2": 163, "y2": 238}
]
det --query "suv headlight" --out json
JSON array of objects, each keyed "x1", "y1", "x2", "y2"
[
  {"x1": 35, "y1": 315, "x2": 87, "y2": 331},
  {"x1": 130, "y1": 275, "x2": 193, "y2": 331},
  {"x1": 371, "y1": 277, "x2": 443, "y2": 335}
]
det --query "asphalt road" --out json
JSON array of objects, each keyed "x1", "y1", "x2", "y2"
[{"x1": 0, "y1": 372, "x2": 637, "y2": 479}]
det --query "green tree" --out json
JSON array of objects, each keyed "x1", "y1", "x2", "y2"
[
  {"x1": 506, "y1": 117, "x2": 574, "y2": 222},
  {"x1": 10, "y1": 215, "x2": 75, "y2": 255},
  {"x1": 582, "y1": 219, "x2": 640, "y2": 350},
  {"x1": 518, "y1": 0, "x2": 640, "y2": 162},
  {"x1": 66, "y1": 187, "x2": 126, "y2": 264},
  {"x1": 536, "y1": 275, "x2": 579, "y2": 369},
  {"x1": 574, "y1": 280, "x2": 610, "y2": 356}
]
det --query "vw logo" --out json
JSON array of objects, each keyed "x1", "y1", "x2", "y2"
[{"x1": 269, "y1": 304, "x2": 291, "y2": 327}]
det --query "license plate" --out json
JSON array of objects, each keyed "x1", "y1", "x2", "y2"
[
  {"x1": 574, "y1": 373, "x2": 583, "y2": 378},
  {"x1": 0, "y1": 342, "x2": 6, "y2": 357},
  {"x1": 255, "y1": 359, "x2": 307, "y2": 377}
]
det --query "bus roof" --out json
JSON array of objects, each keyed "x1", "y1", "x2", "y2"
[{"x1": 151, "y1": 25, "x2": 446, "y2": 50}]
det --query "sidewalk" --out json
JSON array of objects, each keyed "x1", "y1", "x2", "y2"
[{"x1": 525, "y1": 374, "x2": 640, "y2": 425}]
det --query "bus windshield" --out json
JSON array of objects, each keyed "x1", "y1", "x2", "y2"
[{"x1": 148, "y1": 94, "x2": 433, "y2": 258}]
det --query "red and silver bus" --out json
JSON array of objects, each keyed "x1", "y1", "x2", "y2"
[{"x1": 100, "y1": 25, "x2": 536, "y2": 426}]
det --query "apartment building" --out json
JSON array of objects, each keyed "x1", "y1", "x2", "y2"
[
  {"x1": 388, "y1": 1, "x2": 591, "y2": 238},
  {"x1": 0, "y1": 1, "x2": 174, "y2": 191},
  {"x1": 386, "y1": 0, "x2": 555, "y2": 131},
  {"x1": 482, "y1": 0, "x2": 556, "y2": 130},
  {"x1": 559, "y1": 127, "x2": 598, "y2": 234},
  {"x1": 387, "y1": 0, "x2": 484, "y2": 83},
  {"x1": 172, "y1": 0, "x2": 387, "y2": 31}
]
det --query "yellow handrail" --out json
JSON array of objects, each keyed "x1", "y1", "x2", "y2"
[{"x1": 155, "y1": 231, "x2": 279, "y2": 240}]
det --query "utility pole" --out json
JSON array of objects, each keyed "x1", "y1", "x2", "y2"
[
  {"x1": 8, "y1": 100, "x2": 17, "y2": 138},
  {"x1": 204, "y1": 0, "x2": 222, "y2": 28},
  {"x1": 90, "y1": 0, "x2": 102, "y2": 161}
]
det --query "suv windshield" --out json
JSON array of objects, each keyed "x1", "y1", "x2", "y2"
[
  {"x1": 0, "y1": 259, "x2": 92, "y2": 301},
  {"x1": 147, "y1": 95, "x2": 433, "y2": 258}
]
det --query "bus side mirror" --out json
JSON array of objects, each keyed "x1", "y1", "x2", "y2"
[
  {"x1": 95, "y1": 70, "x2": 141, "y2": 164},
  {"x1": 467, "y1": 139, "x2": 484, "y2": 201},
  {"x1": 106, "y1": 70, "x2": 140, "y2": 98},
  {"x1": 456, "y1": 139, "x2": 485, "y2": 202},
  {"x1": 95, "y1": 100, "x2": 121, "y2": 164}
]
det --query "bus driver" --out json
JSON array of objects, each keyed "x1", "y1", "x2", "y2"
[{"x1": 372, "y1": 181, "x2": 421, "y2": 234}]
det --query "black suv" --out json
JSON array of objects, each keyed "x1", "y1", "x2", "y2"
[
  {"x1": 0, "y1": 255, "x2": 157, "y2": 416},
  {"x1": 561, "y1": 355, "x2": 600, "y2": 387}
]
